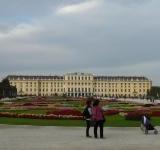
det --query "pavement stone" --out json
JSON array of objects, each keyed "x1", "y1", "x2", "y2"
[{"x1": 0, "y1": 125, "x2": 160, "y2": 150}]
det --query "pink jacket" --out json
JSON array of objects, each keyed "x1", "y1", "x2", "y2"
[{"x1": 92, "y1": 106, "x2": 104, "y2": 121}]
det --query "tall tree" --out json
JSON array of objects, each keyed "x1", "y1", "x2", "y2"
[{"x1": 147, "y1": 86, "x2": 160, "y2": 99}]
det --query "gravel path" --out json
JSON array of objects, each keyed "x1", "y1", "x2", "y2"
[{"x1": 0, "y1": 125, "x2": 160, "y2": 150}]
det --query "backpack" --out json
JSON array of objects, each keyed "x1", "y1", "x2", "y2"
[{"x1": 83, "y1": 107, "x2": 91, "y2": 119}]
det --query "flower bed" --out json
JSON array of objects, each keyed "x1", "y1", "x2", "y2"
[
  {"x1": 151, "y1": 111, "x2": 160, "y2": 117},
  {"x1": 47, "y1": 108, "x2": 82, "y2": 116},
  {"x1": 103, "y1": 109, "x2": 119, "y2": 116},
  {"x1": 0, "y1": 112, "x2": 83, "y2": 120},
  {"x1": 125, "y1": 110, "x2": 152, "y2": 121}
]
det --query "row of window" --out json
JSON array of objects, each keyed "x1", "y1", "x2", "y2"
[
  {"x1": 14, "y1": 84, "x2": 149, "y2": 89},
  {"x1": 94, "y1": 89, "x2": 147, "y2": 92},
  {"x1": 11, "y1": 82, "x2": 64, "y2": 86},
  {"x1": 67, "y1": 76, "x2": 91, "y2": 80},
  {"x1": 67, "y1": 82, "x2": 92, "y2": 86},
  {"x1": 94, "y1": 83, "x2": 150, "y2": 86},
  {"x1": 95, "y1": 94, "x2": 147, "y2": 97},
  {"x1": 25, "y1": 88, "x2": 64, "y2": 92},
  {"x1": 68, "y1": 88, "x2": 91, "y2": 92},
  {"x1": 23, "y1": 88, "x2": 147, "y2": 93},
  {"x1": 94, "y1": 85, "x2": 149, "y2": 88},
  {"x1": 12, "y1": 83, "x2": 63, "y2": 88},
  {"x1": 11, "y1": 82, "x2": 150, "y2": 86}
]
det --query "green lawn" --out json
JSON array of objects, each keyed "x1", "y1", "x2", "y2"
[
  {"x1": 0, "y1": 115, "x2": 159, "y2": 127},
  {"x1": 0, "y1": 115, "x2": 150, "y2": 127},
  {"x1": 105, "y1": 115, "x2": 140, "y2": 127},
  {"x1": 0, "y1": 117, "x2": 85, "y2": 126}
]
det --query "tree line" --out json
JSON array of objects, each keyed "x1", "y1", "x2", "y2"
[
  {"x1": 0, "y1": 78, "x2": 17, "y2": 99},
  {"x1": 147, "y1": 86, "x2": 160, "y2": 99}
]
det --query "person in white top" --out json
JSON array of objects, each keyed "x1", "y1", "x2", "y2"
[{"x1": 83, "y1": 100, "x2": 92, "y2": 137}]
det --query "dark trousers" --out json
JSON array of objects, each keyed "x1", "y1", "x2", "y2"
[
  {"x1": 94, "y1": 120, "x2": 104, "y2": 138},
  {"x1": 86, "y1": 120, "x2": 91, "y2": 137}
]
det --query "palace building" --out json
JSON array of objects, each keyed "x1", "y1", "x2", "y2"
[{"x1": 7, "y1": 73, "x2": 152, "y2": 98}]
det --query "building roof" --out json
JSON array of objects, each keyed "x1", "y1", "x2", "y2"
[
  {"x1": 7, "y1": 75, "x2": 150, "y2": 81},
  {"x1": 65, "y1": 72, "x2": 93, "y2": 76},
  {"x1": 7, "y1": 75, "x2": 64, "y2": 80},
  {"x1": 94, "y1": 76, "x2": 150, "y2": 81}
]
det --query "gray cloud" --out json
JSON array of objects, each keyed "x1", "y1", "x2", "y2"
[
  {"x1": 107, "y1": 0, "x2": 151, "y2": 5},
  {"x1": 0, "y1": 0, "x2": 160, "y2": 85}
]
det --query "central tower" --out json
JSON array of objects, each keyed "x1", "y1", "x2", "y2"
[{"x1": 64, "y1": 72, "x2": 94, "y2": 97}]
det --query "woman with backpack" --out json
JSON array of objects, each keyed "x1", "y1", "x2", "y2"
[
  {"x1": 83, "y1": 100, "x2": 92, "y2": 138},
  {"x1": 92, "y1": 99, "x2": 105, "y2": 139}
]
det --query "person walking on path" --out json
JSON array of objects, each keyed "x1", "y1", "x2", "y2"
[
  {"x1": 83, "y1": 100, "x2": 92, "y2": 138},
  {"x1": 92, "y1": 99, "x2": 105, "y2": 139}
]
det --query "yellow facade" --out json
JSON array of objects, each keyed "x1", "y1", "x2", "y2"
[{"x1": 7, "y1": 73, "x2": 152, "y2": 98}]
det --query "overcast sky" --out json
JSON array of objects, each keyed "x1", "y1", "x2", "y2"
[{"x1": 0, "y1": 0, "x2": 160, "y2": 85}]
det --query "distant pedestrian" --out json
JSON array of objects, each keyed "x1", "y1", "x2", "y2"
[
  {"x1": 83, "y1": 100, "x2": 92, "y2": 137},
  {"x1": 92, "y1": 99, "x2": 105, "y2": 139},
  {"x1": 153, "y1": 99, "x2": 155, "y2": 103}
]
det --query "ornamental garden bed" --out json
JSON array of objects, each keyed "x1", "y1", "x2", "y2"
[
  {"x1": 0, "y1": 112, "x2": 83, "y2": 120},
  {"x1": 0, "y1": 97, "x2": 160, "y2": 126}
]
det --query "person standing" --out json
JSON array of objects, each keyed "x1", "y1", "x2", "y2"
[
  {"x1": 92, "y1": 99, "x2": 105, "y2": 139},
  {"x1": 83, "y1": 100, "x2": 92, "y2": 137}
]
